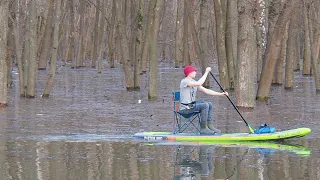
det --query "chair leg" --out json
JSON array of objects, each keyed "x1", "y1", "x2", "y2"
[
  {"x1": 177, "y1": 115, "x2": 201, "y2": 135},
  {"x1": 173, "y1": 113, "x2": 182, "y2": 134}
]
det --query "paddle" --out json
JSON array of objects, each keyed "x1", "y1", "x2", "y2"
[{"x1": 209, "y1": 72, "x2": 255, "y2": 133}]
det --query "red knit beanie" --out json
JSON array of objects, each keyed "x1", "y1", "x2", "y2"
[{"x1": 184, "y1": 65, "x2": 196, "y2": 77}]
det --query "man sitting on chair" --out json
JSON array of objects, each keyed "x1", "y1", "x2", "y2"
[{"x1": 179, "y1": 65, "x2": 228, "y2": 135}]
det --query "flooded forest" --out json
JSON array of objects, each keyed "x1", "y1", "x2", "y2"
[{"x1": 0, "y1": 0, "x2": 320, "y2": 180}]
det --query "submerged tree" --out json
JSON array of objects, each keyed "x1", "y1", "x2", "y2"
[
  {"x1": 213, "y1": 0, "x2": 229, "y2": 89},
  {"x1": 285, "y1": 11, "x2": 299, "y2": 89},
  {"x1": 148, "y1": 0, "x2": 164, "y2": 99},
  {"x1": 38, "y1": 0, "x2": 53, "y2": 70},
  {"x1": 236, "y1": 0, "x2": 257, "y2": 108},
  {"x1": 257, "y1": 0, "x2": 298, "y2": 100},
  {"x1": 116, "y1": 0, "x2": 134, "y2": 90},
  {"x1": 43, "y1": 0, "x2": 62, "y2": 97},
  {"x1": 26, "y1": 0, "x2": 37, "y2": 98},
  {"x1": 199, "y1": 0, "x2": 210, "y2": 87},
  {"x1": 0, "y1": 0, "x2": 9, "y2": 107}
]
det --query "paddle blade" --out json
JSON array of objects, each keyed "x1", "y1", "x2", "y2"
[{"x1": 248, "y1": 125, "x2": 255, "y2": 134}]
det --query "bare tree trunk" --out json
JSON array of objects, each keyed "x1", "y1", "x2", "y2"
[
  {"x1": 213, "y1": 0, "x2": 229, "y2": 89},
  {"x1": 302, "y1": 0, "x2": 311, "y2": 75},
  {"x1": 313, "y1": 0, "x2": 320, "y2": 66},
  {"x1": 134, "y1": 0, "x2": 144, "y2": 89},
  {"x1": 91, "y1": 0, "x2": 100, "y2": 68},
  {"x1": 70, "y1": 0, "x2": 76, "y2": 68},
  {"x1": 148, "y1": 0, "x2": 164, "y2": 99},
  {"x1": 230, "y1": 0, "x2": 238, "y2": 71},
  {"x1": 83, "y1": 15, "x2": 92, "y2": 64},
  {"x1": 97, "y1": 0, "x2": 105, "y2": 73},
  {"x1": 257, "y1": 0, "x2": 298, "y2": 100},
  {"x1": 295, "y1": 29, "x2": 301, "y2": 71},
  {"x1": 311, "y1": 31, "x2": 320, "y2": 91},
  {"x1": 187, "y1": 0, "x2": 200, "y2": 63},
  {"x1": 256, "y1": 0, "x2": 267, "y2": 81},
  {"x1": 236, "y1": 0, "x2": 257, "y2": 108},
  {"x1": 265, "y1": 0, "x2": 282, "y2": 54},
  {"x1": 38, "y1": 0, "x2": 54, "y2": 70},
  {"x1": 174, "y1": 0, "x2": 182, "y2": 68},
  {"x1": 43, "y1": 0, "x2": 61, "y2": 97},
  {"x1": 116, "y1": 0, "x2": 134, "y2": 89},
  {"x1": 307, "y1": 4, "x2": 314, "y2": 52},
  {"x1": 141, "y1": 0, "x2": 156, "y2": 73},
  {"x1": 63, "y1": 17, "x2": 70, "y2": 66},
  {"x1": 0, "y1": 0, "x2": 9, "y2": 107},
  {"x1": 37, "y1": 0, "x2": 52, "y2": 61},
  {"x1": 129, "y1": 0, "x2": 137, "y2": 67},
  {"x1": 6, "y1": 20, "x2": 14, "y2": 88},
  {"x1": 273, "y1": 22, "x2": 289, "y2": 85},
  {"x1": 182, "y1": 0, "x2": 189, "y2": 66},
  {"x1": 10, "y1": 0, "x2": 25, "y2": 96},
  {"x1": 108, "y1": 0, "x2": 116, "y2": 68},
  {"x1": 226, "y1": 0, "x2": 235, "y2": 89},
  {"x1": 23, "y1": 24, "x2": 30, "y2": 90},
  {"x1": 285, "y1": 12, "x2": 299, "y2": 89},
  {"x1": 311, "y1": 25, "x2": 320, "y2": 91},
  {"x1": 26, "y1": 0, "x2": 37, "y2": 98},
  {"x1": 199, "y1": 0, "x2": 210, "y2": 88},
  {"x1": 77, "y1": 0, "x2": 85, "y2": 68}
]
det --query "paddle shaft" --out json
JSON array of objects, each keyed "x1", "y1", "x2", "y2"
[{"x1": 209, "y1": 72, "x2": 250, "y2": 127}]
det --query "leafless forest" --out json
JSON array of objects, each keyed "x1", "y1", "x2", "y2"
[{"x1": 0, "y1": 0, "x2": 320, "y2": 108}]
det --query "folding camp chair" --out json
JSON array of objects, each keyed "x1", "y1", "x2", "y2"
[{"x1": 172, "y1": 91, "x2": 201, "y2": 135}]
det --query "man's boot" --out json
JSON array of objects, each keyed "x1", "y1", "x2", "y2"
[
  {"x1": 200, "y1": 121, "x2": 215, "y2": 135},
  {"x1": 207, "y1": 121, "x2": 221, "y2": 135}
]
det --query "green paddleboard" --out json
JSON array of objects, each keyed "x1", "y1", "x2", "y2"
[{"x1": 134, "y1": 128, "x2": 311, "y2": 142}]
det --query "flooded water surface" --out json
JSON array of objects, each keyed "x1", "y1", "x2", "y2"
[{"x1": 0, "y1": 63, "x2": 320, "y2": 180}]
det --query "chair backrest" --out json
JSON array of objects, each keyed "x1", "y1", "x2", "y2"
[
  {"x1": 172, "y1": 91, "x2": 180, "y2": 112},
  {"x1": 172, "y1": 91, "x2": 200, "y2": 134}
]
